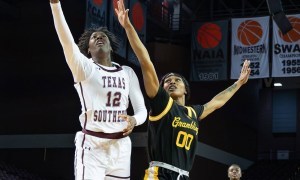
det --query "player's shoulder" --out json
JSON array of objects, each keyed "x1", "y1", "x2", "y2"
[
  {"x1": 112, "y1": 62, "x2": 130, "y2": 70},
  {"x1": 121, "y1": 65, "x2": 137, "y2": 76},
  {"x1": 120, "y1": 65, "x2": 134, "y2": 71},
  {"x1": 189, "y1": 104, "x2": 204, "y2": 118}
]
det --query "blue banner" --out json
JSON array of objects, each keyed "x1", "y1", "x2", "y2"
[
  {"x1": 127, "y1": 0, "x2": 147, "y2": 66},
  {"x1": 109, "y1": 0, "x2": 127, "y2": 58},
  {"x1": 85, "y1": 0, "x2": 108, "y2": 28},
  {"x1": 190, "y1": 20, "x2": 228, "y2": 81}
]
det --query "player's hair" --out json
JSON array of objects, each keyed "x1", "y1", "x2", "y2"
[
  {"x1": 78, "y1": 27, "x2": 120, "y2": 58},
  {"x1": 160, "y1": 72, "x2": 191, "y2": 101},
  {"x1": 228, "y1": 164, "x2": 241, "y2": 172}
]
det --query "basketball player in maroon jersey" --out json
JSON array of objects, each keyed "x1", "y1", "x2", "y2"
[
  {"x1": 49, "y1": 0, "x2": 147, "y2": 179},
  {"x1": 115, "y1": 0, "x2": 250, "y2": 179}
]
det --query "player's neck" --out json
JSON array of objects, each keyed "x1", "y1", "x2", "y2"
[
  {"x1": 92, "y1": 56, "x2": 113, "y2": 67},
  {"x1": 174, "y1": 98, "x2": 185, "y2": 106}
]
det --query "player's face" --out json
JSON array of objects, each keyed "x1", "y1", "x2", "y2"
[
  {"x1": 88, "y1": 31, "x2": 112, "y2": 56},
  {"x1": 228, "y1": 165, "x2": 241, "y2": 179},
  {"x1": 163, "y1": 75, "x2": 187, "y2": 99}
]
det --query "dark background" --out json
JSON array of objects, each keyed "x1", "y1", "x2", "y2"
[{"x1": 0, "y1": 0, "x2": 300, "y2": 179}]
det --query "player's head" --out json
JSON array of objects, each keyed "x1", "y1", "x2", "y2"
[
  {"x1": 228, "y1": 164, "x2": 242, "y2": 180},
  {"x1": 78, "y1": 27, "x2": 120, "y2": 58},
  {"x1": 160, "y1": 72, "x2": 190, "y2": 101}
]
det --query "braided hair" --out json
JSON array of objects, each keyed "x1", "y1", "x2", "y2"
[{"x1": 77, "y1": 27, "x2": 120, "y2": 58}]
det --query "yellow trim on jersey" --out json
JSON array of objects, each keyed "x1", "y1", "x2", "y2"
[
  {"x1": 149, "y1": 97, "x2": 173, "y2": 121},
  {"x1": 187, "y1": 107, "x2": 192, "y2": 118},
  {"x1": 144, "y1": 169, "x2": 149, "y2": 180},
  {"x1": 144, "y1": 167, "x2": 159, "y2": 180},
  {"x1": 185, "y1": 106, "x2": 197, "y2": 119}
]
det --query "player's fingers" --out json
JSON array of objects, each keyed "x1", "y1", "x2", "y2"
[
  {"x1": 121, "y1": 0, "x2": 125, "y2": 11},
  {"x1": 115, "y1": 8, "x2": 119, "y2": 15},
  {"x1": 125, "y1": 9, "x2": 129, "y2": 18},
  {"x1": 241, "y1": 61, "x2": 246, "y2": 73},
  {"x1": 123, "y1": 129, "x2": 132, "y2": 136},
  {"x1": 123, "y1": 125, "x2": 134, "y2": 135},
  {"x1": 117, "y1": 0, "x2": 122, "y2": 12},
  {"x1": 118, "y1": 114, "x2": 129, "y2": 122},
  {"x1": 247, "y1": 68, "x2": 251, "y2": 75},
  {"x1": 243, "y1": 60, "x2": 248, "y2": 72}
]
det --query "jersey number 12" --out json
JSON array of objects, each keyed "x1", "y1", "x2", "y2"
[{"x1": 106, "y1": 91, "x2": 121, "y2": 107}]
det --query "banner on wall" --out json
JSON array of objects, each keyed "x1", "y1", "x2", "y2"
[
  {"x1": 231, "y1": 16, "x2": 270, "y2": 79},
  {"x1": 272, "y1": 14, "x2": 300, "y2": 77},
  {"x1": 109, "y1": 0, "x2": 127, "y2": 59},
  {"x1": 127, "y1": 0, "x2": 147, "y2": 66},
  {"x1": 85, "y1": 0, "x2": 108, "y2": 29},
  {"x1": 190, "y1": 20, "x2": 229, "y2": 81}
]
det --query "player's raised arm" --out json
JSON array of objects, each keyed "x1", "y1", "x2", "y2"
[
  {"x1": 115, "y1": 0, "x2": 159, "y2": 98},
  {"x1": 50, "y1": 0, "x2": 91, "y2": 82},
  {"x1": 49, "y1": 0, "x2": 76, "y2": 49},
  {"x1": 50, "y1": 0, "x2": 58, "y2": 3},
  {"x1": 200, "y1": 60, "x2": 251, "y2": 120}
]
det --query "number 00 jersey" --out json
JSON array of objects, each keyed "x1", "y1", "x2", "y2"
[{"x1": 148, "y1": 87, "x2": 203, "y2": 172}]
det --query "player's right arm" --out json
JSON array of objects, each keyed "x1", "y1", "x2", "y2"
[
  {"x1": 115, "y1": 0, "x2": 159, "y2": 98},
  {"x1": 50, "y1": 0, "x2": 75, "y2": 55},
  {"x1": 199, "y1": 60, "x2": 250, "y2": 120},
  {"x1": 50, "y1": 0, "x2": 92, "y2": 82},
  {"x1": 50, "y1": 0, "x2": 58, "y2": 3}
]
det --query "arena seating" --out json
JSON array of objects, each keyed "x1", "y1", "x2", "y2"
[
  {"x1": 0, "y1": 161, "x2": 46, "y2": 180},
  {"x1": 242, "y1": 160, "x2": 300, "y2": 180}
]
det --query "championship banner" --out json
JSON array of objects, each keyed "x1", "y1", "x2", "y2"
[
  {"x1": 231, "y1": 16, "x2": 270, "y2": 79},
  {"x1": 190, "y1": 20, "x2": 228, "y2": 81},
  {"x1": 85, "y1": 0, "x2": 108, "y2": 29},
  {"x1": 272, "y1": 14, "x2": 300, "y2": 77},
  {"x1": 127, "y1": 0, "x2": 147, "y2": 66},
  {"x1": 109, "y1": 0, "x2": 127, "y2": 58}
]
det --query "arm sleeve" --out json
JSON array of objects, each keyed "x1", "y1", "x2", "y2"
[
  {"x1": 125, "y1": 66, "x2": 147, "y2": 126},
  {"x1": 50, "y1": 2, "x2": 93, "y2": 82}
]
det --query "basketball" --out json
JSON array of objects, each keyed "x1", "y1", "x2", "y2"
[
  {"x1": 132, "y1": 2, "x2": 144, "y2": 32},
  {"x1": 237, "y1": 20, "x2": 263, "y2": 46},
  {"x1": 279, "y1": 16, "x2": 300, "y2": 43},
  {"x1": 197, "y1": 23, "x2": 222, "y2": 49}
]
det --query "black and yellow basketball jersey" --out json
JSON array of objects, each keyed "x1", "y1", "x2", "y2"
[{"x1": 148, "y1": 86, "x2": 204, "y2": 172}]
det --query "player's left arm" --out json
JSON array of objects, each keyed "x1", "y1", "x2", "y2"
[
  {"x1": 121, "y1": 67, "x2": 147, "y2": 136},
  {"x1": 199, "y1": 60, "x2": 250, "y2": 120}
]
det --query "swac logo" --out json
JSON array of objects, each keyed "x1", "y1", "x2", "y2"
[
  {"x1": 197, "y1": 23, "x2": 222, "y2": 49},
  {"x1": 93, "y1": 0, "x2": 103, "y2": 6},
  {"x1": 132, "y1": 2, "x2": 144, "y2": 32},
  {"x1": 237, "y1": 20, "x2": 263, "y2": 46},
  {"x1": 279, "y1": 16, "x2": 300, "y2": 43}
]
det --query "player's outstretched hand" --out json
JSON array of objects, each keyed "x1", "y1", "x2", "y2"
[
  {"x1": 50, "y1": 0, "x2": 59, "y2": 3},
  {"x1": 237, "y1": 59, "x2": 251, "y2": 85},
  {"x1": 115, "y1": 0, "x2": 131, "y2": 29},
  {"x1": 119, "y1": 114, "x2": 137, "y2": 136}
]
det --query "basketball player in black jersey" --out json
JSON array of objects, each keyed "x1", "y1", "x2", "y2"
[{"x1": 115, "y1": 0, "x2": 251, "y2": 179}]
